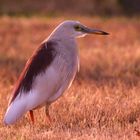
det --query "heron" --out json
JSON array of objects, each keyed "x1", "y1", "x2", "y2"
[{"x1": 4, "y1": 20, "x2": 109, "y2": 125}]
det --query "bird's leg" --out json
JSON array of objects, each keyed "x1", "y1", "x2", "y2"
[
  {"x1": 29, "y1": 110, "x2": 34, "y2": 124},
  {"x1": 45, "y1": 105, "x2": 52, "y2": 124}
]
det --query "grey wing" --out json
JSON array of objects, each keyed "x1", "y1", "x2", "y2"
[{"x1": 4, "y1": 40, "x2": 58, "y2": 124}]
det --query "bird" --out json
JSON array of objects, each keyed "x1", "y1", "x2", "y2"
[{"x1": 4, "y1": 20, "x2": 109, "y2": 125}]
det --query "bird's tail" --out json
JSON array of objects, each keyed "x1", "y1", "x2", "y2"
[{"x1": 3, "y1": 99, "x2": 27, "y2": 125}]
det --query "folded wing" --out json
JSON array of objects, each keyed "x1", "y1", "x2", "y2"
[{"x1": 4, "y1": 41, "x2": 57, "y2": 124}]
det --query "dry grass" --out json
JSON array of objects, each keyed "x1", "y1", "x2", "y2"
[{"x1": 0, "y1": 16, "x2": 140, "y2": 139}]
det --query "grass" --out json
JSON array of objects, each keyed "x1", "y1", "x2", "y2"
[{"x1": 0, "y1": 16, "x2": 140, "y2": 139}]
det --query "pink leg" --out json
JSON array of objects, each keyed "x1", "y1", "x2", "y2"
[
  {"x1": 45, "y1": 104, "x2": 52, "y2": 124},
  {"x1": 29, "y1": 110, "x2": 34, "y2": 124}
]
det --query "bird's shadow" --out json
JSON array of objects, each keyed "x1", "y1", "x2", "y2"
[
  {"x1": 0, "y1": 56, "x2": 139, "y2": 87},
  {"x1": 76, "y1": 64, "x2": 140, "y2": 87}
]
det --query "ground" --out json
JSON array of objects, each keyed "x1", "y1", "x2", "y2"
[{"x1": 0, "y1": 16, "x2": 140, "y2": 140}]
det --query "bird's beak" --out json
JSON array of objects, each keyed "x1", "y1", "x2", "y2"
[{"x1": 83, "y1": 26, "x2": 109, "y2": 35}]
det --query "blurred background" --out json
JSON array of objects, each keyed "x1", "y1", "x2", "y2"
[
  {"x1": 0, "y1": 0, "x2": 140, "y2": 17},
  {"x1": 0, "y1": 0, "x2": 140, "y2": 139}
]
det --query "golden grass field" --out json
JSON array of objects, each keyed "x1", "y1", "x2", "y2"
[{"x1": 0, "y1": 16, "x2": 140, "y2": 139}]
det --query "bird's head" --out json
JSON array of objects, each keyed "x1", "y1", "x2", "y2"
[{"x1": 50, "y1": 20, "x2": 109, "y2": 39}]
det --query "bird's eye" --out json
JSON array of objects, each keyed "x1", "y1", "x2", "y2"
[{"x1": 74, "y1": 25, "x2": 82, "y2": 31}]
